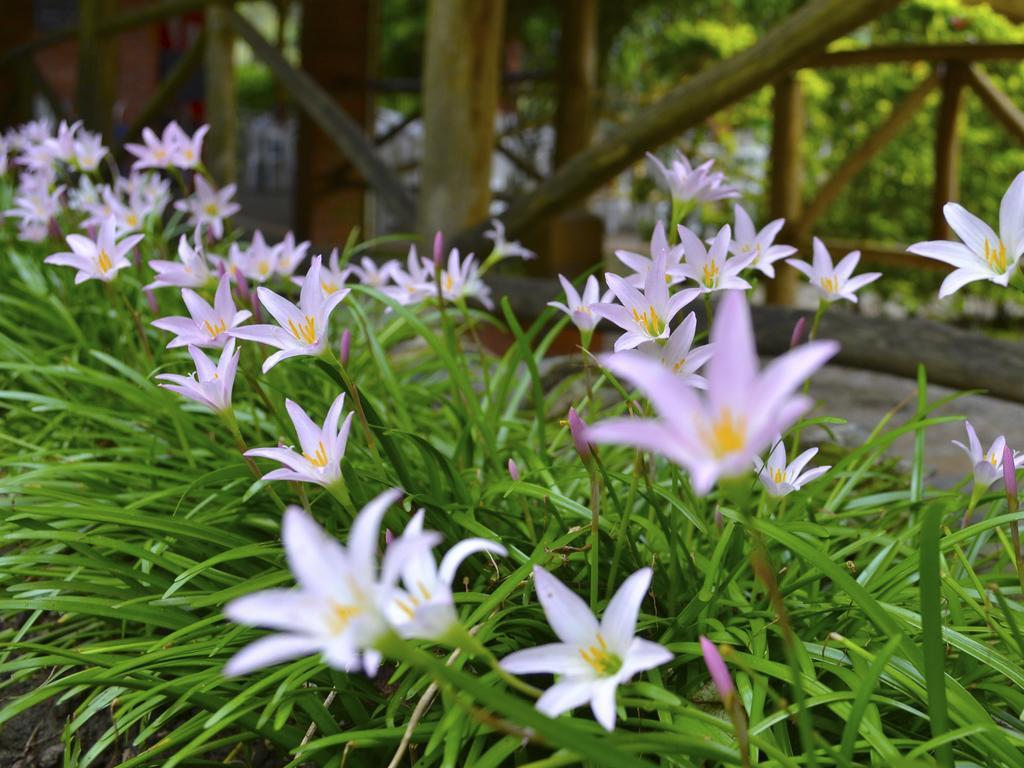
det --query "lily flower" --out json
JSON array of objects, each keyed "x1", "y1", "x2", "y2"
[
  {"x1": 646, "y1": 150, "x2": 739, "y2": 205},
  {"x1": 619, "y1": 312, "x2": 713, "y2": 389},
  {"x1": 230, "y1": 255, "x2": 349, "y2": 371},
  {"x1": 753, "y1": 438, "x2": 830, "y2": 497},
  {"x1": 72, "y1": 129, "x2": 107, "y2": 172},
  {"x1": 908, "y1": 172, "x2": 1024, "y2": 296},
  {"x1": 484, "y1": 218, "x2": 535, "y2": 261},
  {"x1": 232, "y1": 230, "x2": 280, "y2": 283},
  {"x1": 245, "y1": 393, "x2": 353, "y2": 488},
  {"x1": 125, "y1": 124, "x2": 179, "y2": 171},
  {"x1": 42, "y1": 119, "x2": 81, "y2": 164},
  {"x1": 952, "y1": 420, "x2": 1024, "y2": 491},
  {"x1": 45, "y1": 216, "x2": 143, "y2": 284},
  {"x1": 674, "y1": 224, "x2": 752, "y2": 293},
  {"x1": 168, "y1": 122, "x2": 209, "y2": 169},
  {"x1": 274, "y1": 231, "x2": 312, "y2": 277},
  {"x1": 614, "y1": 221, "x2": 686, "y2": 288},
  {"x1": 500, "y1": 566, "x2": 672, "y2": 732},
  {"x1": 587, "y1": 291, "x2": 838, "y2": 494},
  {"x1": 730, "y1": 204, "x2": 796, "y2": 278},
  {"x1": 156, "y1": 339, "x2": 239, "y2": 414},
  {"x1": 383, "y1": 246, "x2": 433, "y2": 306},
  {"x1": 592, "y1": 251, "x2": 699, "y2": 350},
  {"x1": 350, "y1": 256, "x2": 397, "y2": 289},
  {"x1": 294, "y1": 248, "x2": 352, "y2": 297},
  {"x1": 439, "y1": 249, "x2": 493, "y2": 309},
  {"x1": 224, "y1": 490, "x2": 439, "y2": 676},
  {"x1": 173, "y1": 175, "x2": 240, "y2": 239},
  {"x1": 147, "y1": 231, "x2": 215, "y2": 290},
  {"x1": 547, "y1": 274, "x2": 610, "y2": 333},
  {"x1": 385, "y1": 510, "x2": 506, "y2": 640},
  {"x1": 152, "y1": 274, "x2": 251, "y2": 348},
  {"x1": 7, "y1": 178, "x2": 64, "y2": 233},
  {"x1": 786, "y1": 239, "x2": 881, "y2": 304}
]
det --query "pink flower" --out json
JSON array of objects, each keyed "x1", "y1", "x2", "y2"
[
  {"x1": 152, "y1": 274, "x2": 251, "y2": 349},
  {"x1": 786, "y1": 239, "x2": 881, "y2": 304},
  {"x1": 156, "y1": 339, "x2": 239, "y2": 414},
  {"x1": 587, "y1": 291, "x2": 838, "y2": 494},
  {"x1": 45, "y1": 216, "x2": 143, "y2": 284}
]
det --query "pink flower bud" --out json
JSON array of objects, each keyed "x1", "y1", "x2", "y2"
[
  {"x1": 699, "y1": 635, "x2": 735, "y2": 703},
  {"x1": 1004, "y1": 444, "x2": 1018, "y2": 514},
  {"x1": 790, "y1": 316, "x2": 807, "y2": 349},
  {"x1": 143, "y1": 288, "x2": 159, "y2": 315},
  {"x1": 216, "y1": 260, "x2": 227, "y2": 278},
  {"x1": 384, "y1": 528, "x2": 395, "y2": 547},
  {"x1": 433, "y1": 231, "x2": 444, "y2": 270},
  {"x1": 339, "y1": 329, "x2": 352, "y2": 367},
  {"x1": 235, "y1": 271, "x2": 251, "y2": 303},
  {"x1": 508, "y1": 458, "x2": 520, "y2": 481},
  {"x1": 568, "y1": 407, "x2": 591, "y2": 462}
]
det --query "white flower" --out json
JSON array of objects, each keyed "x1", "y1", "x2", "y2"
[
  {"x1": 7, "y1": 177, "x2": 63, "y2": 228},
  {"x1": 173, "y1": 175, "x2": 240, "y2": 240},
  {"x1": 614, "y1": 221, "x2": 685, "y2": 288},
  {"x1": 232, "y1": 230, "x2": 279, "y2": 283},
  {"x1": 125, "y1": 124, "x2": 179, "y2": 171},
  {"x1": 275, "y1": 231, "x2": 312, "y2": 277},
  {"x1": 908, "y1": 172, "x2": 1024, "y2": 297},
  {"x1": 646, "y1": 150, "x2": 739, "y2": 205},
  {"x1": 72, "y1": 129, "x2": 108, "y2": 172},
  {"x1": 224, "y1": 490, "x2": 439, "y2": 676},
  {"x1": 294, "y1": 248, "x2": 352, "y2": 298},
  {"x1": 45, "y1": 216, "x2": 143, "y2": 284},
  {"x1": 547, "y1": 274, "x2": 610, "y2": 333},
  {"x1": 246, "y1": 393, "x2": 353, "y2": 488},
  {"x1": 619, "y1": 312, "x2": 713, "y2": 389},
  {"x1": 156, "y1": 339, "x2": 240, "y2": 414},
  {"x1": 385, "y1": 509, "x2": 506, "y2": 640},
  {"x1": 230, "y1": 255, "x2": 350, "y2": 370},
  {"x1": 439, "y1": 249, "x2": 493, "y2": 309},
  {"x1": 484, "y1": 218, "x2": 535, "y2": 260},
  {"x1": 501, "y1": 566, "x2": 672, "y2": 731},
  {"x1": 674, "y1": 224, "x2": 752, "y2": 293},
  {"x1": 383, "y1": 246, "x2": 433, "y2": 306},
  {"x1": 152, "y1": 274, "x2": 251, "y2": 348},
  {"x1": 593, "y1": 250, "x2": 698, "y2": 350},
  {"x1": 147, "y1": 231, "x2": 215, "y2": 290},
  {"x1": 350, "y1": 256, "x2": 397, "y2": 289},
  {"x1": 786, "y1": 238, "x2": 881, "y2": 304},
  {"x1": 168, "y1": 122, "x2": 209, "y2": 169},
  {"x1": 731, "y1": 204, "x2": 795, "y2": 278},
  {"x1": 952, "y1": 420, "x2": 1024, "y2": 491},
  {"x1": 754, "y1": 438, "x2": 830, "y2": 497}
]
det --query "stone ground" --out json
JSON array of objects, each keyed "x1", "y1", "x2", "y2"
[{"x1": 809, "y1": 365, "x2": 1024, "y2": 488}]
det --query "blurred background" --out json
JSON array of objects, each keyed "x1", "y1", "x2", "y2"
[{"x1": 5, "y1": 0, "x2": 1024, "y2": 327}]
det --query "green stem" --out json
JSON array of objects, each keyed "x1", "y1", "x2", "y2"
[
  {"x1": 221, "y1": 408, "x2": 285, "y2": 511},
  {"x1": 323, "y1": 347, "x2": 382, "y2": 464},
  {"x1": 588, "y1": 466, "x2": 602, "y2": 612},
  {"x1": 442, "y1": 624, "x2": 541, "y2": 698}
]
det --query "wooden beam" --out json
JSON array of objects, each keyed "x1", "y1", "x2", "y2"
[
  {"x1": 554, "y1": 0, "x2": 598, "y2": 167},
  {"x1": 419, "y1": 0, "x2": 506, "y2": 238},
  {"x1": 78, "y1": 0, "x2": 119, "y2": 138},
  {"x1": 964, "y1": 63, "x2": 1024, "y2": 144},
  {"x1": 805, "y1": 43, "x2": 1024, "y2": 68},
  {"x1": 933, "y1": 62, "x2": 967, "y2": 240},
  {"x1": 116, "y1": 29, "x2": 206, "y2": 155},
  {"x1": 817, "y1": 237, "x2": 951, "y2": 272},
  {"x1": 205, "y1": 5, "x2": 237, "y2": 183},
  {"x1": 225, "y1": 8, "x2": 415, "y2": 228},
  {"x1": 766, "y1": 73, "x2": 804, "y2": 305},
  {"x1": 798, "y1": 70, "x2": 940, "y2": 239},
  {"x1": 485, "y1": 0, "x2": 902, "y2": 243}
]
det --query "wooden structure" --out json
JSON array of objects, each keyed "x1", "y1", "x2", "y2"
[{"x1": 7, "y1": 0, "x2": 1024, "y2": 305}]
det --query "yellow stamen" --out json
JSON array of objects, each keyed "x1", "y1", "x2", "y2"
[
  {"x1": 126, "y1": 213, "x2": 139, "y2": 227},
  {"x1": 287, "y1": 315, "x2": 318, "y2": 345},
  {"x1": 258, "y1": 261, "x2": 270, "y2": 277},
  {"x1": 418, "y1": 580, "x2": 432, "y2": 601},
  {"x1": 204, "y1": 202, "x2": 219, "y2": 216},
  {"x1": 443, "y1": 273, "x2": 454, "y2": 293},
  {"x1": 819, "y1": 276, "x2": 838, "y2": 294},
  {"x1": 303, "y1": 440, "x2": 329, "y2": 468},
  {"x1": 672, "y1": 357, "x2": 687, "y2": 374},
  {"x1": 701, "y1": 409, "x2": 746, "y2": 458},
  {"x1": 203, "y1": 318, "x2": 227, "y2": 338},
  {"x1": 322, "y1": 280, "x2": 337, "y2": 294},
  {"x1": 97, "y1": 250, "x2": 112, "y2": 273},
  {"x1": 631, "y1": 305, "x2": 663, "y2": 337},
  {"x1": 326, "y1": 602, "x2": 359, "y2": 635},
  {"x1": 702, "y1": 260, "x2": 720, "y2": 288},
  {"x1": 984, "y1": 238, "x2": 1008, "y2": 272},
  {"x1": 578, "y1": 633, "x2": 622, "y2": 676},
  {"x1": 772, "y1": 468, "x2": 785, "y2": 484}
]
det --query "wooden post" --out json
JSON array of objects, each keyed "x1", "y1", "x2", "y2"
[
  {"x1": 933, "y1": 62, "x2": 966, "y2": 240},
  {"x1": 766, "y1": 73, "x2": 804, "y2": 306},
  {"x1": 554, "y1": 0, "x2": 597, "y2": 167},
  {"x1": 295, "y1": 0, "x2": 374, "y2": 244},
  {"x1": 205, "y1": 4, "x2": 237, "y2": 184},
  {"x1": 419, "y1": 0, "x2": 506, "y2": 238},
  {"x1": 77, "y1": 0, "x2": 118, "y2": 137}
]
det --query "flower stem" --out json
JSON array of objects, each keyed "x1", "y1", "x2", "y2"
[
  {"x1": 221, "y1": 408, "x2": 285, "y2": 510},
  {"x1": 324, "y1": 347, "x2": 382, "y2": 464},
  {"x1": 445, "y1": 624, "x2": 542, "y2": 698}
]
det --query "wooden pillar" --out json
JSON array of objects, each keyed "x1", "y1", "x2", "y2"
[
  {"x1": 766, "y1": 73, "x2": 804, "y2": 306},
  {"x1": 204, "y1": 4, "x2": 237, "y2": 183},
  {"x1": 77, "y1": 0, "x2": 118, "y2": 138},
  {"x1": 933, "y1": 62, "x2": 966, "y2": 240},
  {"x1": 295, "y1": 0, "x2": 374, "y2": 243},
  {"x1": 419, "y1": 0, "x2": 506, "y2": 237},
  {"x1": 0, "y1": 4, "x2": 34, "y2": 127},
  {"x1": 546, "y1": 0, "x2": 602, "y2": 276}
]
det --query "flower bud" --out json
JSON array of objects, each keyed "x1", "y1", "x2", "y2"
[
  {"x1": 568, "y1": 407, "x2": 591, "y2": 462},
  {"x1": 1004, "y1": 443, "x2": 1018, "y2": 514},
  {"x1": 507, "y1": 458, "x2": 520, "y2": 481},
  {"x1": 339, "y1": 329, "x2": 352, "y2": 367},
  {"x1": 433, "y1": 231, "x2": 444, "y2": 270},
  {"x1": 143, "y1": 288, "x2": 159, "y2": 315},
  {"x1": 699, "y1": 635, "x2": 735, "y2": 704},
  {"x1": 790, "y1": 316, "x2": 807, "y2": 349}
]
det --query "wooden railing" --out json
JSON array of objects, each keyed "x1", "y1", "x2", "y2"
[{"x1": 7, "y1": 1, "x2": 1024, "y2": 306}]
